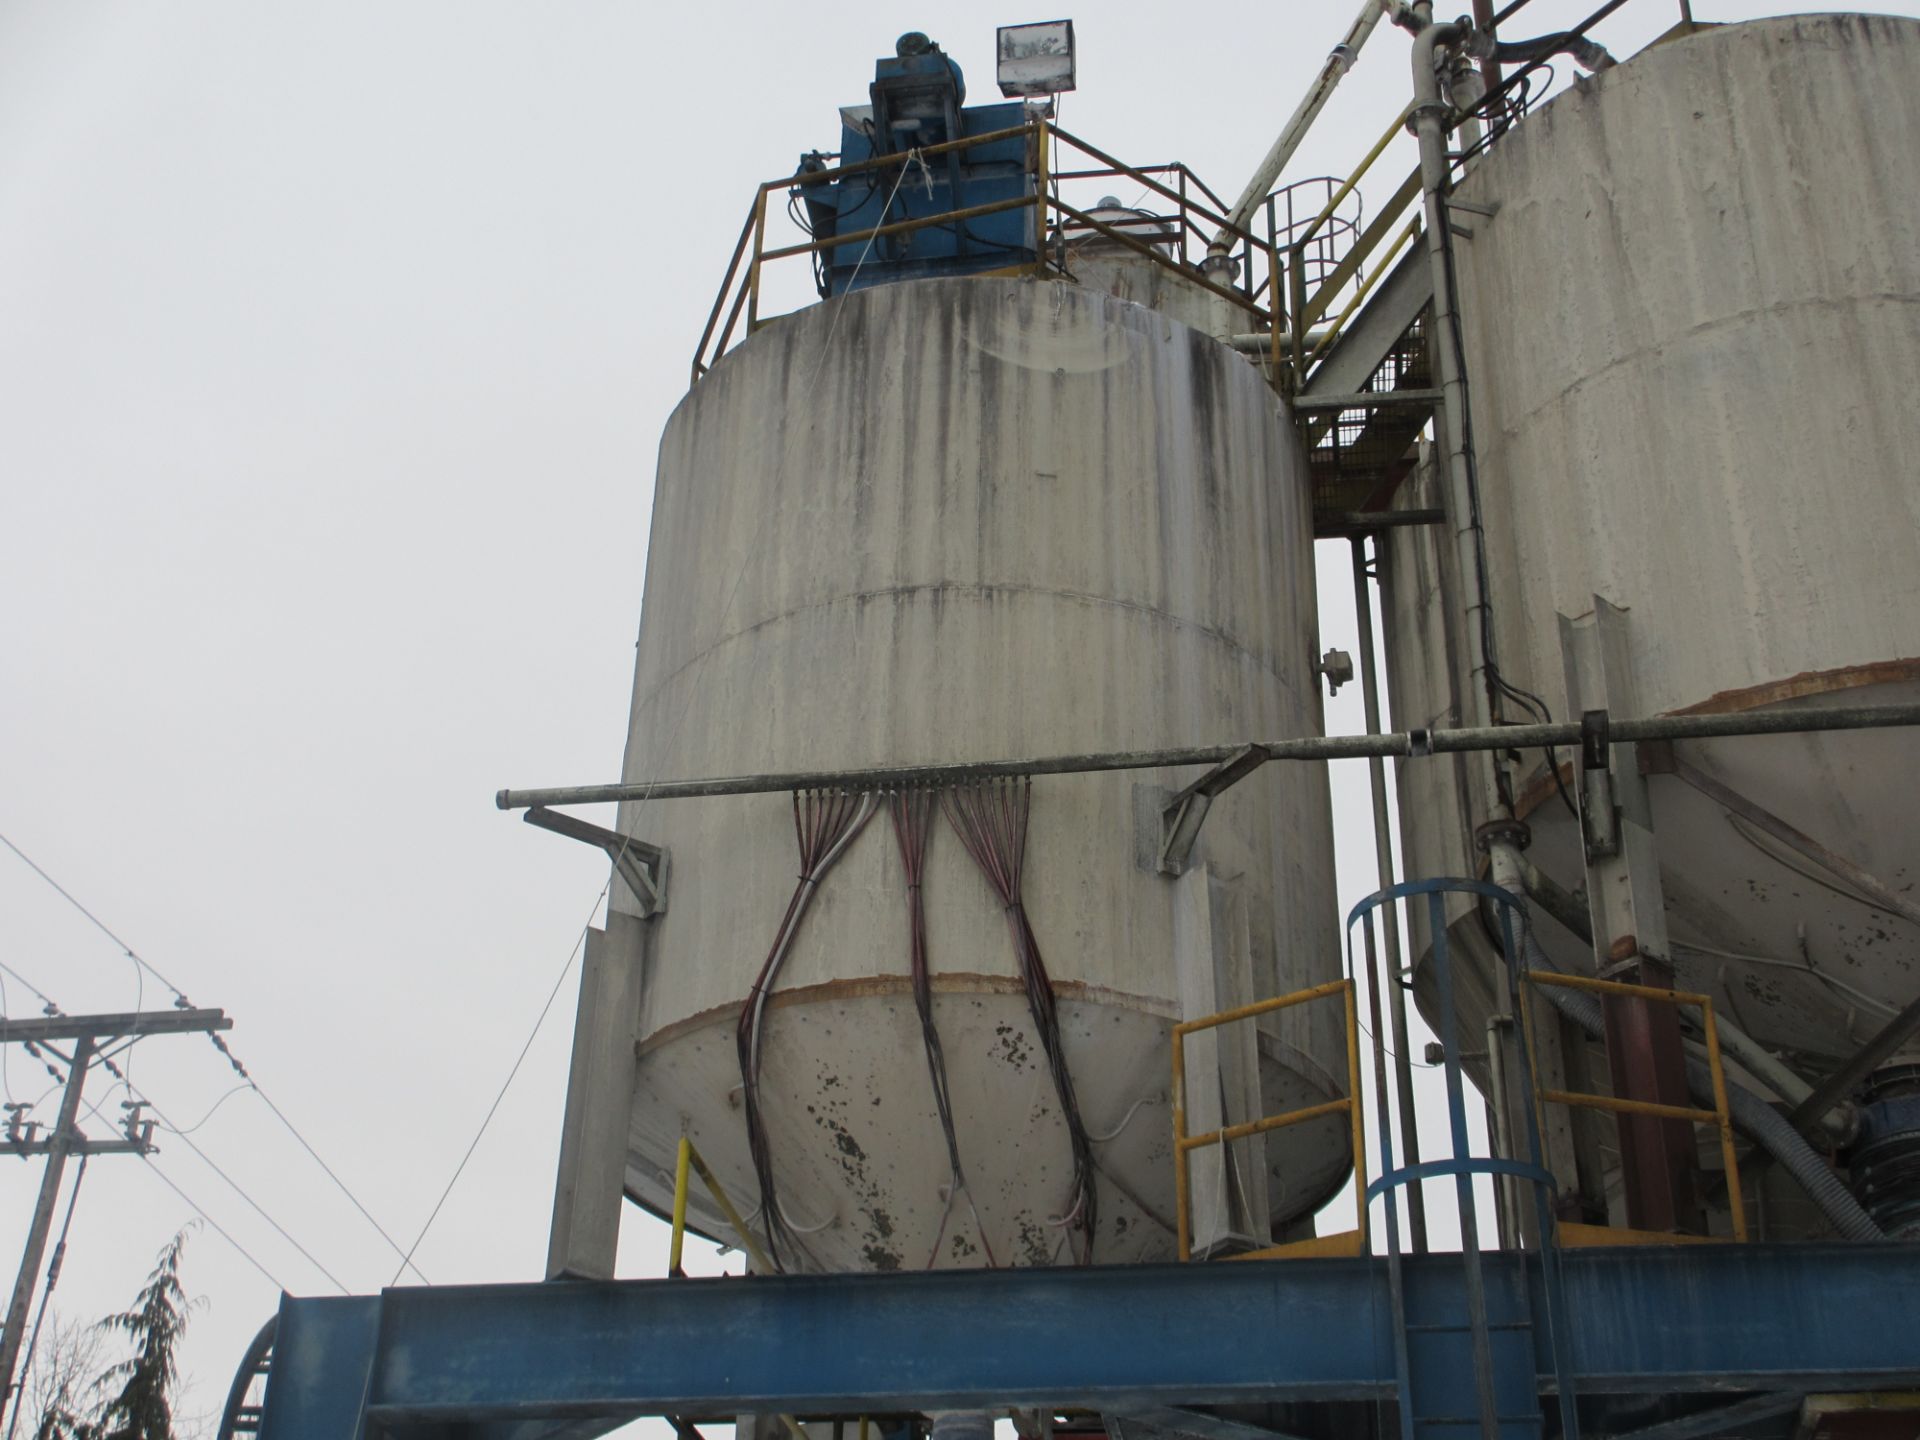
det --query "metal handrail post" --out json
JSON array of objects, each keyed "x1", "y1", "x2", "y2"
[{"x1": 746, "y1": 185, "x2": 769, "y2": 334}]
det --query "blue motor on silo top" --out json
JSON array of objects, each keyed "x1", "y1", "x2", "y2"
[{"x1": 796, "y1": 31, "x2": 1037, "y2": 296}]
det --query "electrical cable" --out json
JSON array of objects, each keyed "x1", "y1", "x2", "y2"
[
  {"x1": 63, "y1": 1082, "x2": 292, "y2": 1294},
  {"x1": 0, "y1": 829, "x2": 431, "y2": 1285},
  {"x1": 0, "y1": 960, "x2": 59, "y2": 1014},
  {"x1": 736, "y1": 789, "x2": 876, "y2": 1270},
  {"x1": 388, "y1": 908, "x2": 590, "y2": 1286},
  {"x1": 138, "y1": 1154, "x2": 288, "y2": 1294},
  {"x1": 889, "y1": 786, "x2": 1000, "y2": 1270},
  {"x1": 139, "y1": 1095, "x2": 349, "y2": 1294},
  {"x1": 164, "y1": 1082, "x2": 256, "y2": 1137},
  {"x1": 1431, "y1": 180, "x2": 1578, "y2": 822},
  {"x1": 942, "y1": 778, "x2": 1097, "y2": 1263}
]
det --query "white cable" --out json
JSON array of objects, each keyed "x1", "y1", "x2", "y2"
[{"x1": 1084, "y1": 1091, "x2": 1166, "y2": 1143}]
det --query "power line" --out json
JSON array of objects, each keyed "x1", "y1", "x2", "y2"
[
  {"x1": 143, "y1": 1097, "x2": 349, "y2": 1294},
  {"x1": 0, "y1": 962, "x2": 58, "y2": 1015},
  {"x1": 0, "y1": 832, "x2": 187, "y2": 1001},
  {"x1": 0, "y1": 831, "x2": 428, "y2": 1284},
  {"x1": 70, "y1": 1086, "x2": 289, "y2": 1294},
  {"x1": 389, "y1": 911, "x2": 591, "y2": 1285},
  {"x1": 138, "y1": 1152, "x2": 287, "y2": 1295}
]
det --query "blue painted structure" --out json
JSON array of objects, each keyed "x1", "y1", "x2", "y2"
[
  {"x1": 248, "y1": 878, "x2": 1920, "y2": 1437},
  {"x1": 798, "y1": 36, "x2": 1036, "y2": 295},
  {"x1": 254, "y1": 1244, "x2": 1920, "y2": 1437}
]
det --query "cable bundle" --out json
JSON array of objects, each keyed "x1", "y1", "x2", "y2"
[
  {"x1": 942, "y1": 778, "x2": 1097, "y2": 1263},
  {"x1": 889, "y1": 787, "x2": 998, "y2": 1268},
  {"x1": 736, "y1": 788, "x2": 875, "y2": 1269}
]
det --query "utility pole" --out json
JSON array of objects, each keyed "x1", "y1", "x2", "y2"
[{"x1": 0, "y1": 1007, "x2": 230, "y2": 1420}]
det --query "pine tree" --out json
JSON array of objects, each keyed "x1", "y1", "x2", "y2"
[{"x1": 85, "y1": 1228, "x2": 197, "y2": 1440}]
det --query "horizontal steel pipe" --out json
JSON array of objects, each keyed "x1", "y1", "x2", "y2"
[{"x1": 495, "y1": 702, "x2": 1920, "y2": 810}]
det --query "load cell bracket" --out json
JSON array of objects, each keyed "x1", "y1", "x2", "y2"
[
  {"x1": 524, "y1": 806, "x2": 670, "y2": 918},
  {"x1": 1578, "y1": 708, "x2": 1621, "y2": 862},
  {"x1": 1159, "y1": 744, "x2": 1269, "y2": 876}
]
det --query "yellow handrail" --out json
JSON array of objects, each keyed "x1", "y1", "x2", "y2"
[
  {"x1": 692, "y1": 117, "x2": 1286, "y2": 381},
  {"x1": 666, "y1": 1137, "x2": 806, "y2": 1440},
  {"x1": 1303, "y1": 216, "x2": 1422, "y2": 369},
  {"x1": 667, "y1": 1135, "x2": 776, "y2": 1274},
  {"x1": 1170, "y1": 978, "x2": 1366, "y2": 1262},
  {"x1": 1519, "y1": 972, "x2": 1749, "y2": 1244}
]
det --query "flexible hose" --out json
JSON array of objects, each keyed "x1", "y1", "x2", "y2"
[{"x1": 1511, "y1": 918, "x2": 1884, "y2": 1241}]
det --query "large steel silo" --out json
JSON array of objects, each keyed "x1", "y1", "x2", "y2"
[
  {"x1": 1384, "y1": 14, "x2": 1920, "y2": 1234},
  {"x1": 613, "y1": 274, "x2": 1350, "y2": 1272}
]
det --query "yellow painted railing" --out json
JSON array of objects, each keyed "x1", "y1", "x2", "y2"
[
  {"x1": 666, "y1": 1137, "x2": 808, "y2": 1440},
  {"x1": 1519, "y1": 971, "x2": 1749, "y2": 1246},
  {"x1": 1170, "y1": 978, "x2": 1366, "y2": 1262},
  {"x1": 691, "y1": 118, "x2": 1281, "y2": 385}
]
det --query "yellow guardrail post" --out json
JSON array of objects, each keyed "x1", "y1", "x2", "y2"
[
  {"x1": 1699, "y1": 1000, "x2": 1749, "y2": 1241},
  {"x1": 1520, "y1": 971, "x2": 1750, "y2": 1244},
  {"x1": 1171, "y1": 1021, "x2": 1191, "y2": 1261},
  {"x1": 669, "y1": 1135, "x2": 692, "y2": 1278},
  {"x1": 1171, "y1": 979, "x2": 1366, "y2": 1262},
  {"x1": 746, "y1": 184, "x2": 770, "y2": 335}
]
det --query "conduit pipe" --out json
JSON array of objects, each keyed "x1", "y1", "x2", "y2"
[
  {"x1": 1352, "y1": 537, "x2": 1428, "y2": 1251},
  {"x1": 1513, "y1": 916, "x2": 1884, "y2": 1241},
  {"x1": 1205, "y1": 0, "x2": 1391, "y2": 266},
  {"x1": 496, "y1": 702, "x2": 1920, "y2": 809}
]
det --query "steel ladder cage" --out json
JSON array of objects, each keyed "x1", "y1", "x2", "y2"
[{"x1": 1346, "y1": 877, "x2": 1581, "y2": 1440}]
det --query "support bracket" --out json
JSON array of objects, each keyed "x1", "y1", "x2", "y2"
[
  {"x1": 1159, "y1": 745, "x2": 1269, "y2": 876},
  {"x1": 1579, "y1": 708, "x2": 1620, "y2": 861},
  {"x1": 525, "y1": 806, "x2": 670, "y2": 917}
]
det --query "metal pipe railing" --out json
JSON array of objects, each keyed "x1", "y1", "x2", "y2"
[
  {"x1": 495, "y1": 702, "x2": 1920, "y2": 810},
  {"x1": 691, "y1": 119, "x2": 1285, "y2": 382},
  {"x1": 1171, "y1": 979, "x2": 1366, "y2": 1263}
]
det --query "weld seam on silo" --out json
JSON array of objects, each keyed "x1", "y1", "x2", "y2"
[
  {"x1": 1509, "y1": 905, "x2": 1885, "y2": 1242},
  {"x1": 736, "y1": 790, "x2": 878, "y2": 1269}
]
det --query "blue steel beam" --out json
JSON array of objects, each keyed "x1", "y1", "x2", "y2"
[{"x1": 255, "y1": 1245, "x2": 1920, "y2": 1437}]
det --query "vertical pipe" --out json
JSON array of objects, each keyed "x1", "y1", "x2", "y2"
[
  {"x1": 1485, "y1": 1016, "x2": 1518, "y2": 1249},
  {"x1": 1470, "y1": 0, "x2": 1504, "y2": 98},
  {"x1": 1351, "y1": 537, "x2": 1428, "y2": 1251},
  {"x1": 1344, "y1": 982, "x2": 1369, "y2": 1245},
  {"x1": 1409, "y1": 7, "x2": 1510, "y2": 821}
]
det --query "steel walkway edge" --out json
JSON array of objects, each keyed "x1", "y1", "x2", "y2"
[{"x1": 256, "y1": 1243, "x2": 1920, "y2": 1439}]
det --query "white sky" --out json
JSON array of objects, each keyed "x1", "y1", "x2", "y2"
[{"x1": 4, "y1": 1, "x2": 1914, "y2": 1429}]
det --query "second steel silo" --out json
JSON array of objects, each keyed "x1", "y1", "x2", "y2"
[{"x1": 1382, "y1": 13, "x2": 1920, "y2": 1237}]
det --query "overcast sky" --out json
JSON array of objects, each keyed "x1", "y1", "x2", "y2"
[{"x1": 4, "y1": 1, "x2": 1914, "y2": 1428}]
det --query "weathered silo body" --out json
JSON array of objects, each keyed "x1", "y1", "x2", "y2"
[
  {"x1": 1383, "y1": 15, "x2": 1920, "y2": 1229},
  {"x1": 616, "y1": 276, "x2": 1349, "y2": 1272}
]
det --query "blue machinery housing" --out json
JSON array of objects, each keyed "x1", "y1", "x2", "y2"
[{"x1": 797, "y1": 38, "x2": 1036, "y2": 293}]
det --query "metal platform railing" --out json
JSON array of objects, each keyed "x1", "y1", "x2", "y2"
[
  {"x1": 689, "y1": 117, "x2": 1283, "y2": 386},
  {"x1": 1170, "y1": 978, "x2": 1367, "y2": 1262},
  {"x1": 1520, "y1": 971, "x2": 1750, "y2": 1246}
]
